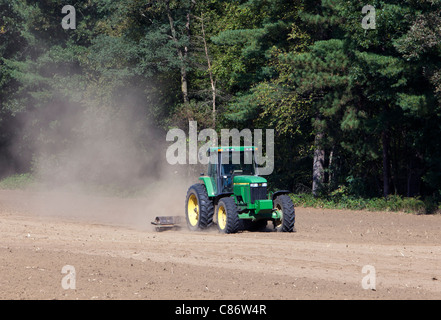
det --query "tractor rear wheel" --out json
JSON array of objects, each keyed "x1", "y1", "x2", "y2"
[
  {"x1": 216, "y1": 197, "x2": 240, "y2": 234},
  {"x1": 273, "y1": 195, "x2": 295, "y2": 232},
  {"x1": 185, "y1": 184, "x2": 214, "y2": 231}
]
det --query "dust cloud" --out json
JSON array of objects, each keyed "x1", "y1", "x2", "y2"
[{"x1": 9, "y1": 92, "x2": 198, "y2": 230}]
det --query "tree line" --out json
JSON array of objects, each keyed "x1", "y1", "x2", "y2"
[{"x1": 1, "y1": 0, "x2": 440, "y2": 201}]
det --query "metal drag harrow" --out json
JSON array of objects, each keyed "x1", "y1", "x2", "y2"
[{"x1": 151, "y1": 216, "x2": 183, "y2": 232}]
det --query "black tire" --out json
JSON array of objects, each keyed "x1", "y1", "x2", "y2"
[
  {"x1": 273, "y1": 195, "x2": 295, "y2": 232},
  {"x1": 185, "y1": 183, "x2": 214, "y2": 231},
  {"x1": 216, "y1": 197, "x2": 240, "y2": 234}
]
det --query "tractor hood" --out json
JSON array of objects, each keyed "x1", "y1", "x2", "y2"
[{"x1": 233, "y1": 175, "x2": 267, "y2": 185}]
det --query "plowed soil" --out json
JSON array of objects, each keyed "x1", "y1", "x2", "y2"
[{"x1": 1, "y1": 189, "x2": 440, "y2": 300}]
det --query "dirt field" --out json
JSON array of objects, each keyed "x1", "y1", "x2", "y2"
[{"x1": 1, "y1": 189, "x2": 441, "y2": 300}]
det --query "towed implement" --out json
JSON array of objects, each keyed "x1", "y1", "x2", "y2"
[{"x1": 151, "y1": 216, "x2": 183, "y2": 232}]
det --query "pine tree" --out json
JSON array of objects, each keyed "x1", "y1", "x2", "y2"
[{"x1": 288, "y1": 0, "x2": 441, "y2": 197}]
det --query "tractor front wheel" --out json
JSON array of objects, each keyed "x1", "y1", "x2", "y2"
[
  {"x1": 216, "y1": 197, "x2": 240, "y2": 234},
  {"x1": 273, "y1": 195, "x2": 295, "y2": 232},
  {"x1": 185, "y1": 184, "x2": 214, "y2": 231}
]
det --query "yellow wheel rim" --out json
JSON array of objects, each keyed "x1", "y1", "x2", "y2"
[
  {"x1": 218, "y1": 205, "x2": 227, "y2": 230},
  {"x1": 187, "y1": 194, "x2": 199, "y2": 226}
]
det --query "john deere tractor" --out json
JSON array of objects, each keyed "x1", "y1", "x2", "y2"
[{"x1": 185, "y1": 146, "x2": 295, "y2": 233}]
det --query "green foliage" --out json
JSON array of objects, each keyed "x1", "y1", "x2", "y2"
[
  {"x1": 0, "y1": 0, "x2": 441, "y2": 207},
  {"x1": 280, "y1": 0, "x2": 441, "y2": 199},
  {"x1": 290, "y1": 193, "x2": 433, "y2": 214},
  {"x1": 0, "y1": 173, "x2": 35, "y2": 190},
  {"x1": 210, "y1": 0, "x2": 302, "y2": 93}
]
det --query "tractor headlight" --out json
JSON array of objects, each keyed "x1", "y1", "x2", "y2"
[
  {"x1": 250, "y1": 183, "x2": 258, "y2": 187},
  {"x1": 262, "y1": 183, "x2": 267, "y2": 187}
]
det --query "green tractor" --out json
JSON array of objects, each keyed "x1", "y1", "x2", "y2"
[{"x1": 185, "y1": 146, "x2": 295, "y2": 233}]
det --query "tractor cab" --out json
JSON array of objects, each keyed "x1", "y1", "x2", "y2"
[{"x1": 207, "y1": 146, "x2": 258, "y2": 194}]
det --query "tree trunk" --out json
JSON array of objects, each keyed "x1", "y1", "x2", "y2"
[
  {"x1": 328, "y1": 147, "x2": 334, "y2": 186},
  {"x1": 382, "y1": 130, "x2": 391, "y2": 198},
  {"x1": 165, "y1": 0, "x2": 191, "y2": 105},
  {"x1": 199, "y1": 13, "x2": 216, "y2": 128},
  {"x1": 180, "y1": 66, "x2": 189, "y2": 104},
  {"x1": 407, "y1": 153, "x2": 423, "y2": 197},
  {"x1": 312, "y1": 132, "x2": 325, "y2": 197},
  {"x1": 407, "y1": 158, "x2": 414, "y2": 197}
]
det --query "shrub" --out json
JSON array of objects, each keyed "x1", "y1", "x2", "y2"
[
  {"x1": 290, "y1": 193, "x2": 434, "y2": 214},
  {"x1": 0, "y1": 173, "x2": 35, "y2": 190}
]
